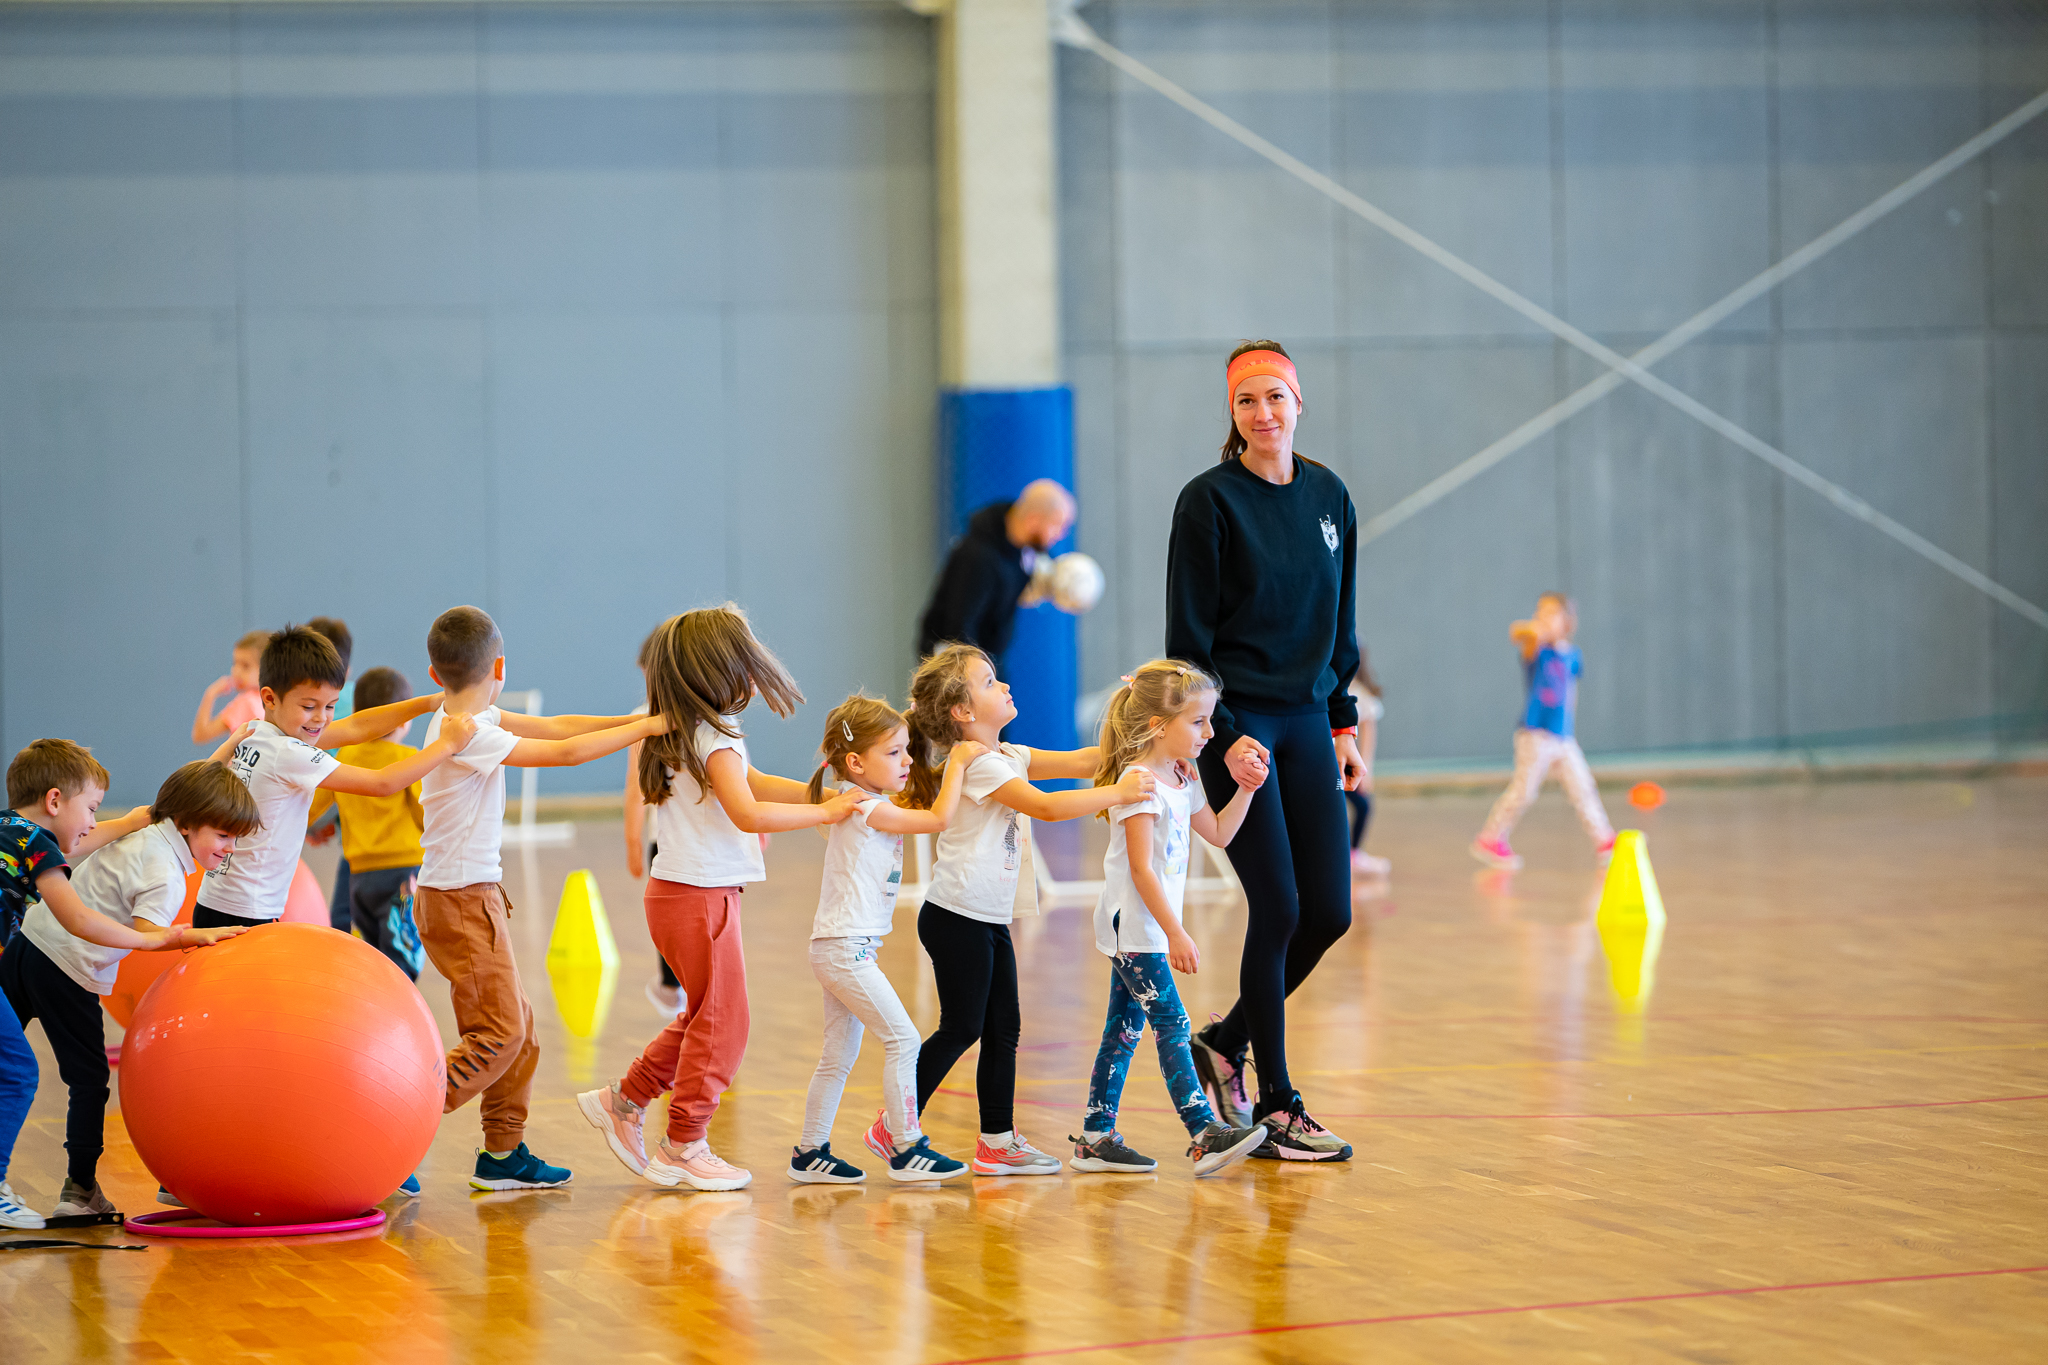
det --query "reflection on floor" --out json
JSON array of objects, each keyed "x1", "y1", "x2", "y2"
[{"x1": 6, "y1": 779, "x2": 2047, "y2": 1362}]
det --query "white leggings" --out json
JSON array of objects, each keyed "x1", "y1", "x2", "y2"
[
  {"x1": 1480, "y1": 728, "x2": 1614, "y2": 845},
  {"x1": 802, "y1": 935, "x2": 923, "y2": 1149}
]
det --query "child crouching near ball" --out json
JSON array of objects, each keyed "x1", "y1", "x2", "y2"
[
  {"x1": 1068, "y1": 661, "x2": 1268, "y2": 1178},
  {"x1": 578, "y1": 607, "x2": 861, "y2": 1193},
  {"x1": 0, "y1": 744, "x2": 250, "y2": 1230},
  {"x1": 789, "y1": 697, "x2": 982, "y2": 1186}
]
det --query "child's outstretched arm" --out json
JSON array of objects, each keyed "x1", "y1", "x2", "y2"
[
  {"x1": 707, "y1": 749, "x2": 863, "y2": 833},
  {"x1": 70, "y1": 806, "x2": 154, "y2": 861},
  {"x1": 987, "y1": 764, "x2": 1155, "y2": 824},
  {"x1": 868, "y1": 741, "x2": 986, "y2": 835},
  {"x1": 191, "y1": 676, "x2": 236, "y2": 745},
  {"x1": 319, "y1": 712, "x2": 479, "y2": 798},
  {"x1": 499, "y1": 710, "x2": 648, "y2": 742},
  {"x1": 319, "y1": 691, "x2": 445, "y2": 750},
  {"x1": 747, "y1": 768, "x2": 815, "y2": 805},
  {"x1": 205, "y1": 720, "x2": 257, "y2": 766},
  {"x1": 1122, "y1": 815, "x2": 1199, "y2": 975},
  {"x1": 1190, "y1": 774, "x2": 1258, "y2": 849},
  {"x1": 503, "y1": 711, "x2": 667, "y2": 770},
  {"x1": 35, "y1": 869, "x2": 244, "y2": 953},
  {"x1": 1025, "y1": 746, "x2": 1100, "y2": 782},
  {"x1": 1509, "y1": 618, "x2": 1541, "y2": 660},
  {"x1": 623, "y1": 739, "x2": 648, "y2": 879}
]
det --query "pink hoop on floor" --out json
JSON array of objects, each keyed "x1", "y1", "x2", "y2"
[{"x1": 127, "y1": 1208, "x2": 386, "y2": 1239}]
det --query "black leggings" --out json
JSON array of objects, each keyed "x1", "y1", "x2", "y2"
[
  {"x1": 914, "y1": 902, "x2": 1020, "y2": 1134},
  {"x1": 1346, "y1": 788, "x2": 1372, "y2": 848},
  {"x1": 0, "y1": 936, "x2": 109, "y2": 1189},
  {"x1": 1197, "y1": 706, "x2": 1353, "y2": 1110}
]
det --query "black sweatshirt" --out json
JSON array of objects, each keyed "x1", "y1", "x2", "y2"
[
  {"x1": 918, "y1": 501, "x2": 1031, "y2": 662},
  {"x1": 1164, "y1": 455, "x2": 1361, "y2": 752}
]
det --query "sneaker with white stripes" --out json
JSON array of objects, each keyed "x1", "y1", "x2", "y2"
[
  {"x1": 888, "y1": 1135, "x2": 967, "y2": 1183},
  {"x1": 0, "y1": 1180, "x2": 45, "y2": 1230},
  {"x1": 788, "y1": 1143, "x2": 866, "y2": 1185}
]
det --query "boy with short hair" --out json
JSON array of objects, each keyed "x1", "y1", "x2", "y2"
[
  {"x1": 303, "y1": 616, "x2": 357, "y2": 931},
  {"x1": 190, "y1": 629, "x2": 271, "y2": 746},
  {"x1": 0, "y1": 741, "x2": 248, "y2": 1230},
  {"x1": 306, "y1": 665, "x2": 428, "y2": 978},
  {"x1": 4, "y1": 761, "x2": 260, "y2": 1227},
  {"x1": 417, "y1": 605, "x2": 667, "y2": 1192},
  {"x1": 196, "y1": 625, "x2": 477, "y2": 929}
]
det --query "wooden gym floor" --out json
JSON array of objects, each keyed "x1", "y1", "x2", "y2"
[{"x1": 4, "y1": 776, "x2": 2045, "y2": 1362}]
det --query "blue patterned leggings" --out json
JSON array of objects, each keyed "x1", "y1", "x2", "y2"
[{"x1": 1084, "y1": 951, "x2": 1216, "y2": 1138}]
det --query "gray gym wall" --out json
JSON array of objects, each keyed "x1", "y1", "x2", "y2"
[
  {"x1": 1062, "y1": 0, "x2": 2048, "y2": 766},
  {"x1": 0, "y1": 2, "x2": 936, "y2": 798}
]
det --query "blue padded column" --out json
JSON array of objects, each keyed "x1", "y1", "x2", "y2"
[{"x1": 938, "y1": 385, "x2": 1077, "y2": 753}]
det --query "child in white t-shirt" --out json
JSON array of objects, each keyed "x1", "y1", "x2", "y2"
[
  {"x1": 577, "y1": 606, "x2": 859, "y2": 1195},
  {"x1": 901, "y1": 643, "x2": 1155, "y2": 1178},
  {"x1": 1068, "y1": 660, "x2": 1268, "y2": 1178},
  {"x1": 417, "y1": 606, "x2": 667, "y2": 1195},
  {"x1": 787, "y1": 696, "x2": 982, "y2": 1186},
  {"x1": 196, "y1": 625, "x2": 474, "y2": 929}
]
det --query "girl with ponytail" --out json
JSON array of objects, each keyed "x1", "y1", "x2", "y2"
[
  {"x1": 578, "y1": 606, "x2": 862, "y2": 1195},
  {"x1": 790, "y1": 695, "x2": 983, "y2": 1185},
  {"x1": 1066, "y1": 661, "x2": 1268, "y2": 1177}
]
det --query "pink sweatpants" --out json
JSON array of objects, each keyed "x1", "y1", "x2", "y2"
[
  {"x1": 1479, "y1": 728, "x2": 1614, "y2": 845},
  {"x1": 621, "y1": 879, "x2": 750, "y2": 1144}
]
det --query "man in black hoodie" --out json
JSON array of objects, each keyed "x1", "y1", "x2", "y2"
[{"x1": 916, "y1": 479, "x2": 1076, "y2": 665}]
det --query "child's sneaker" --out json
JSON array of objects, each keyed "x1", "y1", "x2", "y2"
[
  {"x1": 1192, "y1": 1022, "x2": 1253, "y2": 1129},
  {"x1": 156, "y1": 1186, "x2": 184, "y2": 1207},
  {"x1": 648, "y1": 1138, "x2": 752, "y2": 1191},
  {"x1": 577, "y1": 1082, "x2": 650, "y2": 1176},
  {"x1": 1250, "y1": 1093, "x2": 1353, "y2": 1162},
  {"x1": 1351, "y1": 850, "x2": 1392, "y2": 877},
  {"x1": 1188, "y1": 1122, "x2": 1268, "y2": 1177},
  {"x1": 1068, "y1": 1131, "x2": 1157, "y2": 1173},
  {"x1": 970, "y1": 1132, "x2": 1062, "y2": 1177},
  {"x1": 1469, "y1": 836, "x2": 1523, "y2": 871},
  {"x1": 47, "y1": 1179, "x2": 124, "y2": 1227},
  {"x1": 788, "y1": 1143, "x2": 866, "y2": 1185},
  {"x1": 888, "y1": 1136, "x2": 967, "y2": 1183},
  {"x1": 862, "y1": 1110, "x2": 895, "y2": 1162},
  {"x1": 1595, "y1": 835, "x2": 1617, "y2": 864},
  {"x1": 470, "y1": 1144, "x2": 573, "y2": 1191},
  {"x1": 394, "y1": 1173, "x2": 422, "y2": 1200},
  {"x1": 0, "y1": 1181, "x2": 46, "y2": 1230}
]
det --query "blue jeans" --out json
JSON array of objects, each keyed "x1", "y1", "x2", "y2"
[
  {"x1": 1084, "y1": 948, "x2": 1216, "y2": 1138},
  {"x1": 0, "y1": 981, "x2": 36, "y2": 1179}
]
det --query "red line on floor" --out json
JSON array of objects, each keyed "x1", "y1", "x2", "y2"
[
  {"x1": 942, "y1": 1089, "x2": 2048, "y2": 1121},
  {"x1": 929, "y1": 1264, "x2": 2048, "y2": 1364}
]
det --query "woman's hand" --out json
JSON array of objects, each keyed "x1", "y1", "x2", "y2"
[
  {"x1": 1334, "y1": 733, "x2": 1368, "y2": 792},
  {"x1": 1224, "y1": 735, "x2": 1269, "y2": 790}
]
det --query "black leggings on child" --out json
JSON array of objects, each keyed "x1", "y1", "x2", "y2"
[
  {"x1": 0, "y1": 936, "x2": 110, "y2": 1189},
  {"x1": 1196, "y1": 706, "x2": 1353, "y2": 1112},
  {"x1": 1345, "y1": 787, "x2": 1372, "y2": 848},
  {"x1": 914, "y1": 902, "x2": 1020, "y2": 1134}
]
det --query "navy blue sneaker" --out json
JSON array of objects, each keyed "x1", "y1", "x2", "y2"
[
  {"x1": 888, "y1": 1136, "x2": 968, "y2": 1183},
  {"x1": 470, "y1": 1144, "x2": 572, "y2": 1191},
  {"x1": 395, "y1": 1173, "x2": 422, "y2": 1199},
  {"x1": 788, "y1": 1143, "x2": 867, "y2": 1185}
]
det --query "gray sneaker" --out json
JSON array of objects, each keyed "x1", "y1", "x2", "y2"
[
  {"x1": 1250, "y1": 1093, "x2": 1353, "y2": 1162},
  {"x1": 47, "y1": 1179, "x2": 124, "y2": 1228},
  {"x1": 1068, "y1": 1131, "x2": 1158, "y2": 1173},
  {"x1": 1188, "y1": 1123, "x2": 1268, "y2": 1177},
  {"x1": 1192, "y1": 1022, "x2": 1254, "y2": 1129}
]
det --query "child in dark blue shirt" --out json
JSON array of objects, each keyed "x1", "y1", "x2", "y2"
[{"x1": 1470, "y1": 594, "x2": 1615, "y2": 870}]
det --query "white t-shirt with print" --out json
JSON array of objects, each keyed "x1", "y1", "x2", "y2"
[
  {"x1": 24, "y1": 818, "x2": 192, "y2": 994},
  {"x1": 1094, "y1": 769, "x2": 1200, "y2": 956},
  {"x1": 810, "y1": 790, "x2": 903, "y2": 939},
  {"x1": 201, "y1": 720, "x2": 338, "y2": 918},
  {"x1": 650, "y1": 720, "x2": 766, "y2": 888},
  {"x1": 926, "y1": 742, "x2": 1033, "y2": 925},
  {"x1": 419, "y1": 706, "x2": 522, "y2": 891}
]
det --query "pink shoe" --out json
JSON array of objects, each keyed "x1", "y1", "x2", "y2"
[
  {"x1": 1595, "y1": 835, "x2": 1616, "y2": 864},
  {"x1": 648, "y1": 1137, "x2": 752, "y2": 1191},
  {"x1": 863, "y1": 1110, "x2": 896, "y2": 1161},
  {"x1": 576, "y1": 1083, "x2": 649, "y2": 1176},
  {"x1": 1469, "y1": 837, "x2": 1523, "y2": 871},
  {"x1": 1350, "y1": 850, "x2": 1392, "y2": 877},
  {"x1": 970, "y1": 1132, "x2": 1062, "y2": 1176}
]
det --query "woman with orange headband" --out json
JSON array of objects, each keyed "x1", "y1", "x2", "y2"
[{"x1": 1163, "y1": 338, "x2": 1364, "y2": 1164}]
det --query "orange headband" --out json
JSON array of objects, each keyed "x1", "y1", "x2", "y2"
[{"x1": 1226, "y1": 350, "x2": 1301, "y2": 408}]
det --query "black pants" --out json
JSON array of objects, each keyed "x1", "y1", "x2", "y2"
[
  {"x1": 914, "y1": 902, "x2": 1020, "y2": 1134},
  {"x1": 0, "y1": 937, "x2": 109, "y2": 1189},
  {"x1": 1196, "y1": 706, "x2": 1353, "y2": 1110},
  {"x1": 1346, "y1": 788, "x2": 1372, "y2": 848},
  {"x1": 194, "y1": 902, "x2": 270, "y2": 930},
  {"x1": 350, "y1": 864, "x2": 420, "y2": 980}
]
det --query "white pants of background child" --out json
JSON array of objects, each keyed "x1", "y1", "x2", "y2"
[{"x1": 1480, "y1": 728, "x2": 1614, "y2": 845}]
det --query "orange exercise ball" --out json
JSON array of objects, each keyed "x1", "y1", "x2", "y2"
[
  {"x1": 120, "y1": 922, "x2": 444, "y2": 1225},
  {"x1": 106, "y1": 869, "x2": 199, "y2": 1030}
]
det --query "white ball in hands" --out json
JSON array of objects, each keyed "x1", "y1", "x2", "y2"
[{"x1": 1049, "y1": 552, "x2": 1104, "y2": 614}]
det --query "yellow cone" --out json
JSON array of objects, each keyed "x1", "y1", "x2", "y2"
[
  {"x1": 1595, "y1": 830, "x2": 1666, "y2": 1015},
  {"x1": 547, "y1": 869, "x2": 619, "y2": 973},
  {"x1": 1595, "y1": 830, "x2": 1665, "y2": 927}
]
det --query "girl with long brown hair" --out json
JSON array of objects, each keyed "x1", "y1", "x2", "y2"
[{"x1": 577, "y1": 606, "x2": 863, "y2": 1194}]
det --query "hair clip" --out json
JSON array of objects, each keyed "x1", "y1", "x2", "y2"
[
  {"x1": 1120, "y1": 674, "x2": 1134, "y2": 684},
  {"x1": 842, "y1": 719, "x2": 855, "y2": 744}
]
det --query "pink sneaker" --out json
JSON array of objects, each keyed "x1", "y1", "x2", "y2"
[
  {"x1": 1469, "y1": 837, "x2": 1523, "y2": 871},
  {"x1": 1351, "y1": 850, "x2": 1392, "y2": 877},
  {"x1": 648, "y1": 1137, "x2": 753, "y2": 1191},
  {"x1": 970, "y1": 1132, "x2": 1062, "y2": 1177},
  {"x1": 576, "y1": 1083, "x2": 648, "y2": 1176},
  {"x1": 1595, "y1": 835, "x2": 1617, "y2": 864},
  {"x1": 863, "y1": 1110, "x2": 896, "y2": 1161}
]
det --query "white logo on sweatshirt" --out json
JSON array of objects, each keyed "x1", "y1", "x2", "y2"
[{"x1": 1319, "y1": 515, "x2": 1339, "y2": 553}]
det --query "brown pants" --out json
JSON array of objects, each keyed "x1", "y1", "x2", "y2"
[
  {"x1": 417, "y1": 882, "x2": 539, "y2": 1152},
  {"x1": 623, "y1": 880, "x2": 750, "y2": 1144}
]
